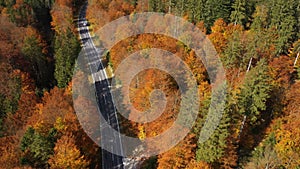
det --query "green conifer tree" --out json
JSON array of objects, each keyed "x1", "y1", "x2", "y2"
[
  {"x1": 269, "y1": 0, "x2": 297, "y2": 55},
  {"x1": 20, "y1": 127, "x2": 57, "y2": 168},
  {"x1": 204, "y1": 0, "x2": 233, "y2": 31},
  {"x1": 230, "y1": 0, "x2": 247, "y2": 26},
  {"x1": 195, "y1": 83, "x2": 230, "y2": 163},
  {"x1": 22, "y1": 30, "x2": 50, "y2": 88},
  {"x1": 238, "y1": 59, "x2": 272, "y2": 124},
  {"x1": 54, "y1": 29, "x2": 80, "y2": 88}
]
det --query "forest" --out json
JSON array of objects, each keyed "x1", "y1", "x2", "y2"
[{"x1": 0, "y1": 0, "x2": 300, "y2": 168}]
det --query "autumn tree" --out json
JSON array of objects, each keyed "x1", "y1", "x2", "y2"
[
  {"x1": 0, "y1": 136, "x2": 23, "y2": 168},
  {"x1": 268, "y1": 55, "x2": 294, "y2": 117},
  {"x1": 48, "y1": 134, "x2": 89, "y2": 169},
  {"x1": 249, "y1": 83, "x2": 300, "y2": 167},
  {"x1": 26, "y1": 86, "x2": 101, "y2": 168},
  {"x1": 50, "y1": 0, "x2": 73, "y2": 34},
  {"x1": 186, "y1": 160, "x2": 212, "y2": 169},
  {"x1": 86, "y1": 0, "x2": 110, "y2": 29},
  {"x1": 283, "y1": 82, "x2": 300, "y2": 117},
  {"x1": 208, "y1": 19, "x2": 229, "y2": 54},
  {"x1": 157, "y1": 134, "x2": 196, "y2": 169},
  {"x1": 270, "y1": 82, "x2": 300, "y2": 168},
  {"x1": 274, "y1": 117, "x2": 300, "y2": 168},
  {"x1": 108, "y1": 0, "x2": 135, "y2": 20}
]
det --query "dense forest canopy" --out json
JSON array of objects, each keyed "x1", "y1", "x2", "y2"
[{"x1": 0, "y1": 0, "x2": 300, "y2": 168}]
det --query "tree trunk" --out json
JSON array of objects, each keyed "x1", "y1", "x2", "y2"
[
  {"x1": 294, "y1": 52, "x2": 299, "y2": 67},
  {"x1": 168, "y1": 0, "x2": 171, "y2": 13},
  {"x1": 238, "y1": 115, "x2": 247, "y2": 140},
  {"x1": 246, "y1": 57, "x2": 253, "y2": 72}
]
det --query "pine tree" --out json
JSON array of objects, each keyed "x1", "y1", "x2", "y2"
[
  {"x1": 230, "y1": 0, "x2": 247, "y2": 26},
  {"x1": 173, "y1": 0, "x2": 186, "y2": 16},
  {"x1": 166, "y1": 0, "x2": 176, "y2": 13},
  {"x1": 22, "y1": 27, "x2": 50, "y2": 88},
  {"x1": 148, "y1": 0, "x2": 165, "y2": 12},
  {"x1": 148, "y1": 0, "x2": 156, "y2": 11},
  {"x1": 222, "y1": 31, "x2": 247, "y2": 69},
  {"x1": 269, "y1": 0, "x2": 297, "y2": 55},
  {"x1": 54, "y1": 29, "x2": 80, "y2": 88},
  {"x1": 186, "y1": 0, "x2": 206, "y2": 23},
  {"x1": 238, "y1": 59, "x2": 272, "y2": 124},
  {"x1": 250, "y1": 5, "x2": 269, "y2": 31},
  {"x1": 0, "y1": 63, "x2": 21, "y2": 118},
  {"x1": 6, "y1": 0, "x2": 35, "y2": 26},
  {"x1": 20, "y1": 127, "x2": 57, "y2": 168},
  {"x1": 196, "y1": 104, "x2": 230, "y2": 163},
  {"x1": 296, "y1": 2, "x2": 300, "y2": 39},
  {"x1": 195, "y1": 83, "x2": 230, "y2": 163},
  {"x1": 203, "y1": 0, "x2": 233, "y2": 31}
]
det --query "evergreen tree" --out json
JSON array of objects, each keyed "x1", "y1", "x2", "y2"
[
  {"x1": 238, "y1": 59, "x2": 272, "y2": 123},
  {"x1": 230, "y1": 0, "x2": 247, "y2": 26},
  {"x1": 195, "y1": 83, "x2": 230, "y2": 163},
  {"x1": 148, "y1": 0, "x2": 165, "y2": 12},
  {"x1": 269, "y1": 0, "x2": 297, "y2": 55},
  {"x1": 249, "y1": 6, "x2": 278, "y2": 60},
  {"x1": 22, "y1": 28, "x2": 50, "y2": 88},
  {"x1": 203, "y1": 0, "x2": 233, "y2": 31},
  {"x1": 20, "y1": 127, "x2": 57, "y2": 168},
  {"x1": 7, "y1": 1, "x2": 35, "y2": 26},
  {"x1": 173, "y1": 0, "x2": 186, "y2": 16},
  {"x1": 187, "y1": 0, "x2": 206, "y2": 23},
  {"x1": 222, "y1": 31, "x2": 247, "y2": 69},
  {"x1": 0, "y1": 63, "x2": 21, "y2": 117},
  {"x1": 250, "y1": 4, "x2": 269, "y2": 31},
  {"x1": 54, "y1": 29, "x2": 80, "y2": 88},
  {"x1": 296, "y1": 2, "x2": 300, "y2": 39},
  {"x1": 166, "y1": 0, "x2": 176, "y2": 13}
]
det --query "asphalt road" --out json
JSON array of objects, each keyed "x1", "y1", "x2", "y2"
[{"x1": 77, "y1": 2, "x2": 125, "y2": 169}]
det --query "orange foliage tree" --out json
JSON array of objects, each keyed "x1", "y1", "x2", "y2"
[
  {"x1": 50, "y1": 0, "x2": 73, "y2": 34},
  {"x1": 157, "y1": 134, "x2": 197, "y2": 169},
  {"x1": 48, "y1": 134, "x2": 89, "y2": 169},
  {"x1": 274, "y1": 82, "x2": 300, "y2": 167}
]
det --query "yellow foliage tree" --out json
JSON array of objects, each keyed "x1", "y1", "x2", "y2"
[{"x1": 48, "y1": 134, "x2": 89, "y2": 169}]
